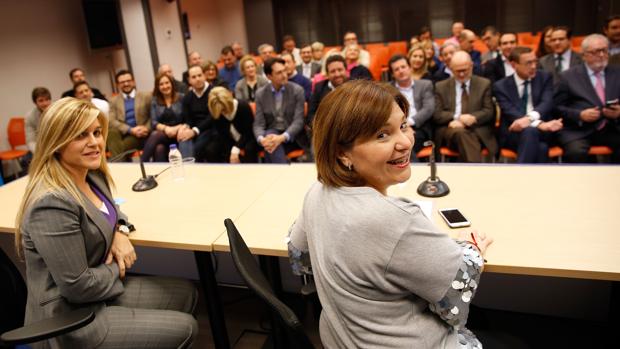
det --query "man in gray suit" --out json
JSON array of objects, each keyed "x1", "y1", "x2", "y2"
[
  {"x1": 433, "y1": 51, "x2": 497, "y2": 162},
  {"x1": 538, "y1": 26, "x2": 583, "y2": 83},
  {"x1": 297, "y1": 44, "x2": 321, "y2": 79},
  {"x1": 388, "y1": 54, "x2": 435, "y2": 160},
  {"x1": 253, "y1": 57, "x2": 306, "y2": 163}
]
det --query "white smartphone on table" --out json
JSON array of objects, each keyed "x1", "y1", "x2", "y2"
[{"x1": 438, "y1": 208, "x2": 471, "y2": 228}]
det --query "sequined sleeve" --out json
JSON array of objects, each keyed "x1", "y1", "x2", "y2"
[
  {"x1": 429, "y1": 241, "x2": 484, "y2": 329},
  {"x1": 287, "y1": 222, "x2": 313, "y2": 276}
]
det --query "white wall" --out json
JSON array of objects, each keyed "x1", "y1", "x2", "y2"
[
  {"x1": 0, "y1": 0, "x2": 125, "y2": 150},
  {"x1": 181, "y1": 0, "x2": 248, "y2": 63},
  {"x1": 149, "y1": 0, "x2": 187, "y2": 81},
  {"x1": 119, "y1": 0, "x2": 155, "y2": 91}
]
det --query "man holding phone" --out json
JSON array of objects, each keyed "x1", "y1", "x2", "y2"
[{"x1": 554, "y1": 34, "x2": 620, "y2": 163}]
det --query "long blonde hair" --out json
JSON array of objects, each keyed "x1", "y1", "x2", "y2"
[{"x1": 14, "y1": 97, "x2": 114, "y2": 255}]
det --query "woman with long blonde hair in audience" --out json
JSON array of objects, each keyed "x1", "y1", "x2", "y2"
[
  {"x1": 343, "y1": 43, "x2": 373, "y2": 80},
  {"x1": 208, "y1": 87, "x2": 258, "y2": 163},
  {"x1": 15, "y1": 97, "x2": 197, "y2": 348},
  {"x1": 408, "y1": 43, "x2": 433, "y2": 80},
  {"x1": 421, "y1": 40, "x2": 442, "y2": 75},
  {"x1": 141, "y1": 73, "x2": 185, "y2": 162},
  {"x1": 235, "y1": 55, "x2": 269, "y2": 102}
]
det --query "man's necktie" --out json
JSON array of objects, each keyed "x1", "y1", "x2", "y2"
[
  {"x1": 555, "y1": 55, "x2": 563, "y2": 74},
  {"x1": 595, "y1": 71, "x2": 607, "y2": 131},
  {"x1": 461, "y1": 83, "x2": 469, "y2": 114},
  {"x1": 521, "y1": 80, "x2": 530, "y2": 115}
]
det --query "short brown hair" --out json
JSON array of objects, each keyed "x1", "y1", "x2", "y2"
[
  {"x1": 31, "y1": 87, "x2": 51, "y2": 103},
  {"x1": 313, "y1": 80, "x2": 408, "y2": 188},
  {"x1": 152, "y1": 72, "x2": 180, "y2": 105},
  {"x1": 508, "y1": 46, "x2": 533, "y2": 63}
]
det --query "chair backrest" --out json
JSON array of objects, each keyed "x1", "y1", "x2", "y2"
[
  {"x1": 0, "y1": 248, "x2": 27, "y2": 337},
  {"x1": 224, "y1": 219, "x2": 314, "y2": 349},
  {"x1": 7, "y1": 118, "x2": 26, "y2": 149}
]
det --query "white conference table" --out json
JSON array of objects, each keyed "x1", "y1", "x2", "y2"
[{"x1": 213, "y1": 163, "x2": 620, "y2": 282}]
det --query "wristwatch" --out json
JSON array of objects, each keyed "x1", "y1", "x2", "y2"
[{"x1": 117, "y1": 224, "x2": 131, "y2": 236}]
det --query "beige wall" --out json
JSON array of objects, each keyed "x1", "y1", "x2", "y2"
[
  {"x1": 149, "y1": 0, "x2": 187, "y2": 82},
  {"x1": 181, "y1": 0, "x2": 248, "y2": 63},
  {"x1": 0, "y1": 0, "x2": 126, "y2": 150}
]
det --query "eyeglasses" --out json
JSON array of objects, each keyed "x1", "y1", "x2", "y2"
[{"x1": 585, "y1": 48, "x2": 609, "y2": 56}]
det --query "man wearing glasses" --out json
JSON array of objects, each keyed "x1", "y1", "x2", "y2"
[{"x1": 554, "y1": 34, "x2": 620, "y2": 163}]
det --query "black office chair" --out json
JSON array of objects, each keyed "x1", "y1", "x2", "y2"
[
  {"x1": 0, "y1": 248, "x2": 95, "y2": 349},
  {"x1": 224, "y1": 218, "x2": 314, "y2": 349}
]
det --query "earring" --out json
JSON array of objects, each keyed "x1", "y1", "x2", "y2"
[{"x1": 347, "y1": 163, "x2": 352, "y2": 171}]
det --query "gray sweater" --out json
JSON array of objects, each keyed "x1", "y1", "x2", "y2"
[{"x1": 289, "y1": 182, "x2": 483, "y2": 348}]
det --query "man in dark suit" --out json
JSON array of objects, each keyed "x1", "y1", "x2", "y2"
[
  {"x1": 433, "y1": 51, "x2": 497, "y2": 162},
  {"x1": 494, "y1": 47, "x2": 563, "y2": 163},
  {"x1": 297, "y1": 44, "x2": 321, "y2": 79},
  {"x1": 388, "y1": 54, "x2": 435, "y2": 158},
  {"x1": 308, "y1": 55, "x2": 348, "y2": 127},
  {"x1": 107, "y1": 70, "x2": 152, "y2": 159},
  {"x1": 554, "y1": 34, "x2": 620, "y2": 163},
  {"x1": 539, "y1": 26, "x2": 583, "y2": 83},
  {"x1": 483, "y1": 32, "x2": 518, "y2": 83},
  {"x1": 253, "y1": 57, "x2": 306, "y2": 163},
  {"x1": 61, "y1": 68, "x2": 106, "y2": 100}
]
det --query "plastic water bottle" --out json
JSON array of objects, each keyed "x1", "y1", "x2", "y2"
[{"x1": 168, "y1": 144, "x2": 184, "y2": 181}]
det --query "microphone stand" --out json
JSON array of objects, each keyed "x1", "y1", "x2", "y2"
[
  {"x1": 417, "y1": 141, "x2": 449, "y2": 197},
  {"x1": 108, "y1": 149, "x2": 158, "y2": 192}
]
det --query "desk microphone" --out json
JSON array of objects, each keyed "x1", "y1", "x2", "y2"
[
  {"x1": 109, "y1": 149, "x2": 158, "y2": 192},
  {"x1": 417, "y1": 141, "x2": 449, "y2": 197}
]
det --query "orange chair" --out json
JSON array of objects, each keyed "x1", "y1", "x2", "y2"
[
  {"x1": 473, "y1": 39, "x2": 488, "y2": 54},
  {"x1": 498, "y1": 147, "x2": 563, "y2": 163},
  {"x1": 571, "y1": 36, "x2": 585, "y2": 52},
  {"x1": 366, "y1": 45, "x2": 390, "y2": 81},
  {"x1": 415, "y1": 146, "x2": 433, "y2": 159},
  {"x1": 439, "y1": 147, "x2": 493, "y2": 162},
  {"x1": 387, "y1": 41, "x2": 408, "y2": 57},
  {"x1": 0, "y1": 118, "x2": 29, "y2": 175}
]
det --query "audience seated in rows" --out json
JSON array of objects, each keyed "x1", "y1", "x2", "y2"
[
  {"x1": 483, "y1": 32, "x2": 518, "y2": 83},
  {"x1": 183, "y1": 51, "x2": 203, "y2": 85},
  {"x1": 208, "y1": 87, "x2": 259, "y2": 163},
  {"x1": 281, "y1": 34, "x2": 302, "y2": 64},
  {"x1": 342, "y1": 31, "x2": 370, "y2": 67},
  {"x1": 25, "y1": 87, "x2": 52, "y2": 154},
  {"x1": 141, "y1": 73, "x2": 185, "y2": 162},
  {"x1": 61, "y1": 68, "x2": 106, "y2": 101},
  {"x1": 407, "y1": 43, "x2": 433, "y2": 80},
  {"x1": 539, "y1": 26, "x2": 583, "y2": 83},
  {"x1": 389, "y1": 54, "x2": 435, "y2": 158},
  {"x1": 203, "y1": 61, "x2": 229, "y2": 89},
  {"x1": 307, "y1": 55, "x2": 348, "y2": 127},
  {"x1": 494, "y1": 47, "x2": 562, "y2": 163},
  {"x1": 434, "y1": 51, "x2": 497, "y2": 162},
  {"x1": 107, "y1": 70, "x2": 151, "y2": 160},
  {"x1": 74, "y1": 81, "x2": 109, "y2": 117},
  {"x1": 343, "y1": 44, "x2": 373, "y2": 80},
  {"x1": 219, "y1": 45, "x2": 242, "y2": 91},
  {"x1": 282, "y1": 52, "x2": 312, "y2": 101},
  {"x1": 554, "y1": 34, "x2": 620, "y2": 163},
  {"x1": 297, "y1": 44, "x2": 321, "y2": 79},
  {"x1": 178, "y1": 65, "x2": 217, "y2": 162},
  {"x1": 481, "y1": 26, "x2": 500, "y2": 64},
  {"x1": 158, "y1": 63, "x2": 188, "y2": 94},
  {"x1": 253, "y1": 57, "x2": 306, "y2": 163},
  {"x1": 235, "y1": 55, "x2": 269, "y2": 103}
]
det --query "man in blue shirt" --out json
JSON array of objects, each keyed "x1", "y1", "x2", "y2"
[{"x1": 218, "y1": 46, "x2": 241, "y2": 91}]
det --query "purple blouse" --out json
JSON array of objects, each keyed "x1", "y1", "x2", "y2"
[{"x1": 91, "y1": 185, "x2": 118, "y2": 230}]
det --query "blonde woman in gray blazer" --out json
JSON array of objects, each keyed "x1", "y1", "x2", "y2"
[
  {"x1": 15, "y1": 98, "x2": 197, "y2": 349},
  {"x1": 235, "y1": 55, "x2": 269, "y2": 102}
]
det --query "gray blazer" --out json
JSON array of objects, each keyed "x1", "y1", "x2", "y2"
[
  {"x1": 253, "y1": 82, "x2": 305, "y2": 142},
  {"x1": 539, "y1": 50, "x2": 583, "y2": 82},
  {"x1": 395, "y1": 79, "x2": 435, "y2": 128},
  {"x1": 21, "y1": 171, "x2": 128, "y2": 348},
  {"x1": 234, "y1": 75, "x2": 269, "y2": 102}
]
